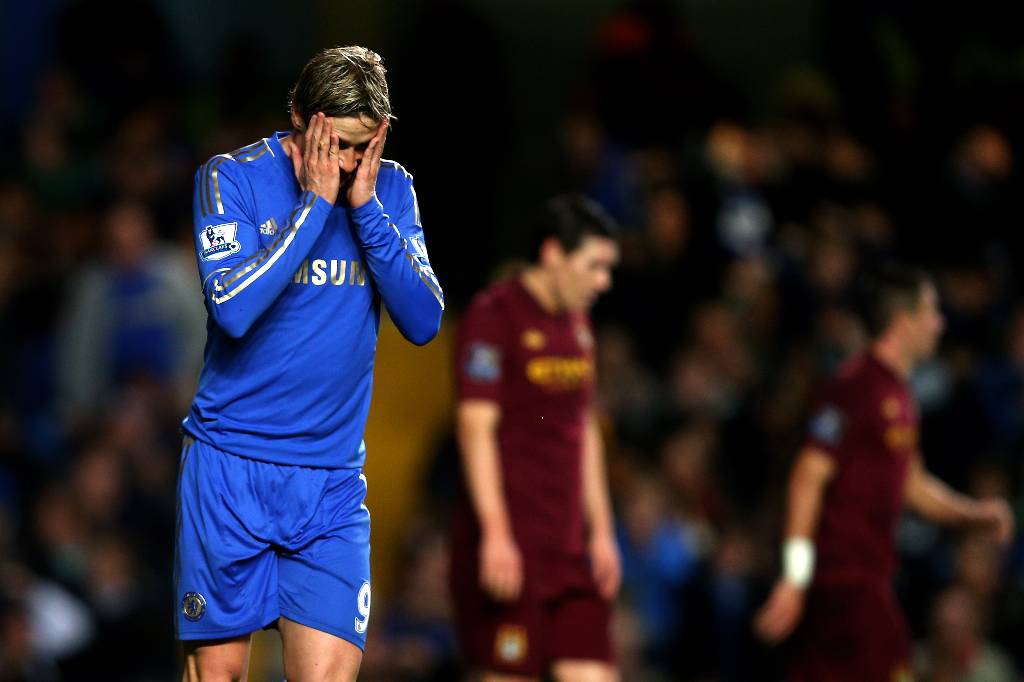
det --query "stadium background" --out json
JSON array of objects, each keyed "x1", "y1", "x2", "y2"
[{"x1": 3, "y1": 0, "x2": 1024, "y2": 679}]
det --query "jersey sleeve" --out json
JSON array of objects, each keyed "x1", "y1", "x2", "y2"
[
  {"x1": 348, "y1": 164, "x2": 444, "y2": 346},
  {"x1": 804, "y1": 379, "x2": 855, "y2": 463},
  {"x1": 455, "y1": 293, "x2": 506, "y2": 403},
  {"x1": 192, "y1": 157, "x2": 333, "y2": 338}
]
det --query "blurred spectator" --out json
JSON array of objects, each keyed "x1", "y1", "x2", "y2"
[
  {"x1": 914, "y1": 585, "x2": 1017, "y2": 682},
  {"x1": 615, "y1": 472, "x2": 706, "y2": 670},
  {"x1": 362, "y1": 523, "x2": 459, "y2": 681},
  {"x1": 55, "y1": 200, "x2": 204, "y2": 428}
]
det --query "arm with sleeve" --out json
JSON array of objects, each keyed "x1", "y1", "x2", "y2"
[
  {"x1": 192, "y1": 157, "x2": 334, "y2": 339},
  {"x1": 349, "y1": 168, "x2": 444, "y2": 345}
]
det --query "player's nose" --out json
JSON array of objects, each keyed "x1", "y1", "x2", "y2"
[{"x1": 339, "y1": 149, "x2": 359, "y2": 173}]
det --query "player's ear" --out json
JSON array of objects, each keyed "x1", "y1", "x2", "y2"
[
  {"x1": 290, "y1": 107, "x2": 304, "y2": 132},
  {"x1": 539, "y1": 237, "x2": 563, "y2": 267}
]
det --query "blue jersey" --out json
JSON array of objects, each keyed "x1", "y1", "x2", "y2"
[{"x1": 182, "y1": 132, "x2": 443, "y2": 468}]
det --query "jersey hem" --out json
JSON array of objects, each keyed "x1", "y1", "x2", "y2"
[{"x1": 181, "y1": 422, "x2": 365, "y2": 470}]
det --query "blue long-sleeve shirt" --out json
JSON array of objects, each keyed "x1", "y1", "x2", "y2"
[{"x1": 182, "y1": 132, "x2": 443, "y2": 468}]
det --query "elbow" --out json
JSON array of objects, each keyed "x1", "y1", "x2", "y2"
[
  {"x1": 208, "y1": 302, "x2": 254, "y2": 339},
  {"x1": 405, "y1": 319, "x2": 440, "y2": 346},
  {"x1": 397, "y1": 303, "x2": 443, "y2": 346}
]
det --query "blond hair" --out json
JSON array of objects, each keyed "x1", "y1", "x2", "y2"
[{"x1": 287, "y1": 46, "x2": 393, "y2": 129}]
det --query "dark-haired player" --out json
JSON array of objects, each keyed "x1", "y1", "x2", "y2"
[
  {"x1": 451, "y1": 196, "x2": 621, "y2": 682},
  {"x1": 176, "y1": 46, "x2": 443, "y2": 681},
  {"x1": 754, "y1": 266, "x2": 1013, "y2": 681}
]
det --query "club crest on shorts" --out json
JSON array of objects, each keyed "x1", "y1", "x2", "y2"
[
  {"x1": 495, "y1": 624, "x2": 527, "y2": 664},
  {"x1": 200, "y1": 222, "x2": 241, "y2": 261},
  {"x1": 891, "y1": 664, "x2": 913, "y2": 682},
  {"x1": 182, "y1": 592, "x2": 207, "y2": 621}
]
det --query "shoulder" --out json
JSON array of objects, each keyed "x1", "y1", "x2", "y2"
[
  {"x1": 831, "y1": 353, "x2": 872, "y2": 389},
  {"x1": 196, "y1": 137, "x2": 277, "y2": 183},
  {"x1": 470, "y1": 278, "x2": 520, "y2": 312},
  {"x1": 379, "y1": 158, "x2": 413, "y2": 182},
  {"x1": 377, "y1": 158, "x2": 415, "y2": 198},
  {"x1": 462, "y1": 279, "x2": 519, "y2": 333},
  {"x1": 810, "y1": 354, "x2": 866, "y2": 412}
]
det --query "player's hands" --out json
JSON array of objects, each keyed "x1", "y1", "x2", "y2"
[
  {"x1": 973, "y1": 497, "x2": 1015, "y2": 546},
  {"x1": 291, "y1": 112, "x2": 341, "y2": 205},
  {"x1": 346, "y1": 120, "x2": 387, "y2": 209},
  {"x1": 754, "y1": 579, "x2": 806, "y2": 644},
  {"x1": 480, "y1": 530, "x2": 523, "y2": 602},
  {"x1": 589, "y1": 530, "x2": 621, "y2": 600}
]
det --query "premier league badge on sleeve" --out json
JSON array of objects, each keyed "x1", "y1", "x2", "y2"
[
  {"x1": 200, "y1": 222, "x2": 241, "y2": 261},
  {"x1": 465, "y1": 342, "x2": 501, "y2": 383},
  {"x1": 809, "y1": 405, "x2": 845, "y2": 446}
]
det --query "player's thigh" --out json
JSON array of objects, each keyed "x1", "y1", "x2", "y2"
[
  {"x1": 451, "y1": 588, "x2": 545, "y2": 677},
  {"x1": 547, "y1": 589, "x2": 614, "y2": 671},
  {"x1": 176, "y1": 438, "x2": 281, "y2": 640},
  {"x1": 181, "y1": 635, "x2": 252, "y2": 682},
  {"x1": 276, "y1": 469, "x2": 372, "y2": 650},
  {"x1": 551, "y1": 659, "x2": 618, "y2": 682},
  {"x1": 790, "y1": 582, "x2": 910, "y2": 682},
  {"x1": 279, "y1": 617, "x2": 362, "y2": 682}
]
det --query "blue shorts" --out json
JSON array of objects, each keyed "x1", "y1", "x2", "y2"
[{"x1": 174, "y1": 435, "x2": 371, "y2": 649}]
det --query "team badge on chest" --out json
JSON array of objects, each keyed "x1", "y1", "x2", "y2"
[
  {"x1": 521, "y1": 329, "x2": 546, "y2": 350},
  {"x1": 882, "y1": 397, "x2": 902, "y2": 420}
]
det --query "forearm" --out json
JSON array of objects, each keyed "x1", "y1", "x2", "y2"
[
  {"x1": 205, "y1": 192, "x2": 332, "y2": 338},
  {"x1": 906, "y1": 465, "x2": 980, "y2": 526},
  {"x1": 582, "y1": 414, "x2": 615, "y2": 537},
  {"x1": 779, "y1": 448, "x2": 835, "y2": 587},
  {"x1": 350, "y1": 198, "x2": 443, "y2": 345},
  {"x1": 784, "y1": 452, "x2": 833, "y2": 540}
]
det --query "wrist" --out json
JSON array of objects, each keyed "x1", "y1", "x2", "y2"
[
  {"x1": 782, "y1": 537, "x2": 815, "y2": 589},
  {"x1": 480, "y1": 516, "x2": 513, "y2": 541},
  {"x1": 588, "y1": 521, "x2": 615, "y2": 543},
  {"x1": 350, "y1": 193, "x2": 382, "y2": 215}
]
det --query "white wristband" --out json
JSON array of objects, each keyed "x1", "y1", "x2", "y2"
[{"x1": 783, "y1": 537, "x2": 815, "y2": 589}]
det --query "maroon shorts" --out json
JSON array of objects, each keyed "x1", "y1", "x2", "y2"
[
  {"x1": 449, "y1": 551, "x2": 613, "y2": 676},
  {"x1": 788, "y1": 580, "x2": 913, "y2": 682}
]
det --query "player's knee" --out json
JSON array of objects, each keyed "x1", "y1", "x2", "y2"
[
  {"x1": 182, "y1": 660, "x2": 247, "y2": 682},
  {"x1": 551, "y1": 660, "x2": 617, "y2": 682},
  {"x1": 181, "y1": 640, "x2": 250, "y2": 682},
  {"x1": 285, "y1": 666, "x2": 358, "y2": 682}
]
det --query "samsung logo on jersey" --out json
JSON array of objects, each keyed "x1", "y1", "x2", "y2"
[{"x1": 292, "y1": 259, "x2": 367, "y2": 287}]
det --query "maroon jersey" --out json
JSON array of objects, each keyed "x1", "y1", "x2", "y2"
[
  {"x1": 804, "y1": 352, "x2": 919, "y2": 585},
  {"x1": 454, "y1": 276, "x2": 595, "y2": 560}
]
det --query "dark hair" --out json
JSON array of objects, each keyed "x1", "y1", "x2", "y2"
[
  {"x1": 526, "y1": 195, "x2": 618, "y2": 262},
  {"x1": 287, "y1": 46, "x2": 392, "y2": 129},
  {"x1": 860, "y1": 264, "x2": 933, "y2": 336}
]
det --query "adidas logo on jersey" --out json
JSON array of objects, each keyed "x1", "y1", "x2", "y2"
[{"x1": 259, "y1": 217, "x2": 279, "y2": 235}]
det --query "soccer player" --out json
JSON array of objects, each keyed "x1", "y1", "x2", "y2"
[
  {"x1": 450, "y1": 196, "x2": 621, "y2": 682},
  {"x1": 754, "y1": 266, "x2": 1014, "y2": 681},
  {"x1": 175, "y1": 46, "x2": 443, "y2": 682}
]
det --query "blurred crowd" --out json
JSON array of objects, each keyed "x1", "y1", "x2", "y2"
[{"x1": 3, "y1": 1, "x2": 1024, "y2": 680}]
